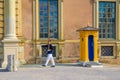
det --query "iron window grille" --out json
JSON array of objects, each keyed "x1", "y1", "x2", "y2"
[{"x1": 101, "y1": 46, "x2": 113, "y2": 56}]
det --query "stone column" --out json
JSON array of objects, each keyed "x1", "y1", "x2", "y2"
[
  {"x1": 5, "y1": 0, "x2": 17, "y2": 39},
  {"x1": 2, "y1": 0, "x2": 19, "y2": 69}
]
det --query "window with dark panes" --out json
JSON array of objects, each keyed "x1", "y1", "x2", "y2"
[
  {"x1": 39, "y1": 0, "x2": 58, "y2": 39},
  {"x1": 99, "y1": 2, "x2": 116, "y2": 39}
]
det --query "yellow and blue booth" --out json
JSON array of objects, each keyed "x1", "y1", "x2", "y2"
[{"x1": 77, "y1": 26, "x2": 99, "y2": 63}]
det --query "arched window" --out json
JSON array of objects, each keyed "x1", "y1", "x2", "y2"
[{"x1": 33, "y1": 0, "x2": 63, "y2": 40}]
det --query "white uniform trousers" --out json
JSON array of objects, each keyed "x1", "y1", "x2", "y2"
[{"x1": 45, "y1": 54, "x2": 55, "y2": 66}]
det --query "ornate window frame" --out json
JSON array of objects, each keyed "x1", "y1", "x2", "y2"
[
  {"x1": 93, "y1": 0, "x2": 120, "y2": 40},
  {"x1": 33, "y1": 0, "x2": 64, "y2": 41}
]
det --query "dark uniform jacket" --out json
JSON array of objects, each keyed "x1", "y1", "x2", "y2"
[{"x1": 45, "y1": 44, "x2": 53, "y2": 54}]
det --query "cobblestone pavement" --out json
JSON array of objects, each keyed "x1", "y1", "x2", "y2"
[{"x1": 0, "y1": 63, "x2": 120, "y2": 80}]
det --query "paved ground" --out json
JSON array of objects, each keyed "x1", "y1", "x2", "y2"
[{"x1": 0, "y1": 63, "x2": 120, "y2": 80}]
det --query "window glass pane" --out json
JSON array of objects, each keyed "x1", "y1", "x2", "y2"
[
  {"x1": 44, "y1": 33, "x2": 48, "y2": 38},
  {"x1": 50, "y1": 21, "x2": 53, "y2": 27},
  {"x1": 44, "y1": 22, "x2": 48, "y2": 27},
  {"x1": 44, "y1": 5, "x2": 48, "y2": 10},
  {"x1": 43, "y1": 28, "x2": 48, "y2": 32},
  {"x1": 40, "y1": 18, "x2": 43, "y2": 22},
  {"x1": 40, "y1": 24, "x2": 44, "y2": 27},
  {"x1": 112, "y1": 3, "x2": 115, "y2": 8},
  {"x1": 40, "y1": 28, "x2": 43, "y2": 32},
  {"x1": 40, "y1": 33, "x2": 43, "y2": 38},
  {"x1": 103, "y1": 34, "x2": 105, "y2": 38},
  {"x1": 40, "y1": 11, "x2": 43, "y2": 16},
  {"x1": 43, "y1": 11, "x2": 48, "y2": 16},
  {"x1": 50, "y1": 11, "x2": 54, "y2": 16}
]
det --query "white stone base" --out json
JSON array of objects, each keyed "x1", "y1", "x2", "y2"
[{"x1": 2, "y1": 39, "x2": 19, "y2": 69}]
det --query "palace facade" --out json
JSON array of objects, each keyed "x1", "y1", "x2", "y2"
[{"x1": 0, "y1": 0, "x2": 120, "y2": 68}]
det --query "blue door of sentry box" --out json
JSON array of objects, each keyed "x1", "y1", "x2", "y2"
[{"x1": 88, "y1": 35, "x2": 94, "y2": 61}]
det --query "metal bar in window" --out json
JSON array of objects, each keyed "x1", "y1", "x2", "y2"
[
  {"x1": 106, "y1": 3, "x2": 108, "y2": 38},
  {"x1": 48, "y1": 0, "x2": 50, "y2": 39}
]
